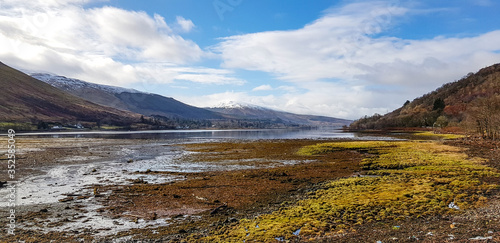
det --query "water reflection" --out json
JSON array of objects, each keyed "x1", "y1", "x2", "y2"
[{"x1": 15, "y1": 127, "x2": 394, "y2": 140}]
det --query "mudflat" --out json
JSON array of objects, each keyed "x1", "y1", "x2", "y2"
[{"x1": 0, "y1": 136, "x2": 499, "y2": 242}]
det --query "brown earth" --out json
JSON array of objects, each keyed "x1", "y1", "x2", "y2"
[
  {"x1": 96, "y1": 140, "x2": 362, "y2": 242},
  {"x1": 1, "y1": 137, "x2": 500, "y2": 242}
]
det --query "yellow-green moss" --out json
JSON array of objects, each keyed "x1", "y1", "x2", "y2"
[
  {"x1": 200, "y1": 141, "x2": 499, "y2": 242},
  {"x1": 414, "y1": 131, "x2": 466, "y2": 140}
]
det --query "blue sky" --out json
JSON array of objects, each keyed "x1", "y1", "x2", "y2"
[{"x1": 0, "y1": 0, "x2": 499, "y2": 119}]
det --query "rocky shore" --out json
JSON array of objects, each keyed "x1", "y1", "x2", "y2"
[{"x1": 0, "y1": 135, "x2": 499, "y2": 242}]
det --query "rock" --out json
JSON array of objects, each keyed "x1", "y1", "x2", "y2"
[
  {"x1": 147, "y1": 212, "x2": 158, "y2": 220},
  {"x1": 59, "y1": 197, "x2": 74, "y2": 202},
  {"x1": 210, "y1": 204, "x2": 228, "y2": 215},
  {"x1": 224, "y1": 217, "x2": 238, "y2": 224},
  {"x1": 132, "y1": 178, "x2": 148, "y2": 184},
  {"x1": 448, "y1": 201, "x2": 460, "y2": 210},
  {"x1": 469, "y1": 236, "x2": 493, "y2": 240},
  {"x1": 194, "y1": 195, "x2": 208, "y2": 201}
]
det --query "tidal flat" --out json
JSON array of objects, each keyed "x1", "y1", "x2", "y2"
[{"x1": 1, "y1": 135, "x2": 499, "y2": 242}]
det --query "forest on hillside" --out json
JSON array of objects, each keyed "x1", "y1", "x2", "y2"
[{"x1": 349, "y1": 64, "x2": 500, "y2": 140}]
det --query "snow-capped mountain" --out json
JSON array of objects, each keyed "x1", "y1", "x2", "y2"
[
  {"x1": 214, "y1": 101, "x2": 269, "y2": 110},
  {"x1": 29, "y1": 72, "x2": 350, "y2": 126},
  {"x1": 0, "y1": 62, "x2": 139, "y2": 124},
  {"x1": 207, "y1": 101, "x2": 351, "y2": 127},
  {"x1": 30, "y1": 73, "x2": 223, "y2": 120},
  {"x1": 30, "y1": 73, "x2": 141, "y2": 94}
]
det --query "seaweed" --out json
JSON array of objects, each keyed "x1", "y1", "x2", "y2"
[{"x1": 203, "y1": 141, "x2": 499, "y2": 242}]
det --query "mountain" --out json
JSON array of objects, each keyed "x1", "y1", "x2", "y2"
[
  {"x1": 208, "y1": 101, "x2": 352, "y2": 127},
  {"x1": 0, "y1": 62, "x2": 140, "y2": 126},
  {"x1": 31, "y1": 73, "x2": 223, "y2": 120},
  {"x1": 349, "y1": 63, "x2": 500, "y2": 138},
  {"x1": 31, "y1": 74, "x2": 351, "y2": 127}
]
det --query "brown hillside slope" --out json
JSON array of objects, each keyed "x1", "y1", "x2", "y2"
[
  {"x1": 0, "y1": 62, "x2": 140, "y2": 125},
  {"x1": 350, "y1": 63, "x2": 500, "y2": 137}
]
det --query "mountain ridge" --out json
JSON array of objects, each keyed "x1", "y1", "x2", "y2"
[
  {"x1": 31, "y1": 73, "x2": 351, "y2": 127},
  {"x1": 0, "y1": 62, "x2": 140, "y2": 127},
  {"x1": 31, "y1": 73, "x2": 224, "y2": 120}
]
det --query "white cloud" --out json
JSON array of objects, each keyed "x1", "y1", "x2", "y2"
[
  {"x1": 2, "y1": 0, "x2": 500, "y2": 120},
  {"x1": 0, "y1": 0, "x2": 242, "y2": 88},
  {"x1": 252, "y1": 84, "x2": 273, "y2": 91},
  {"x1": 211, "y1": 1, "x2": 500, "y2": 118},
  {"x1": 176, "y1": 16, "x2": 195, "y2": 32},
  {"x1": 213, "y1": 1, "x2": 409, "y2": 82}
]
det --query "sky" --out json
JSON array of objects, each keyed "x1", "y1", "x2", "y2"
[{"x1": 0, "y1": 0, "x2": 499, "y2": 120}]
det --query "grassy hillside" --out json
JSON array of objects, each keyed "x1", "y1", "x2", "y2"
[
  {"x1": 115, "y1": 92, "x2": 223, "y2": 120},
  {"x1": 350, "y1": 63, "x2": 500, "y2": 139},
  {"x1": 0, "y1": 62, "x2": 140, "y2": 128}
]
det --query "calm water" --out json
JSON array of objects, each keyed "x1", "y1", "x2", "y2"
[{"x1": 16, "y1": 127, "x2": 380, "y2": 140}]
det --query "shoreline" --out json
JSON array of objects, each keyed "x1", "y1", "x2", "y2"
[{"x1": 1, "y1": 136, "x2": 499, "y2": 242}]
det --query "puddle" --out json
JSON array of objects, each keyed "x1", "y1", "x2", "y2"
[
  {"x1": 0, "y1": 141, "x2": 315, "y2": 236},
  {"x1": 17, "y1": 189, "x2": 173, "y2": 237}
]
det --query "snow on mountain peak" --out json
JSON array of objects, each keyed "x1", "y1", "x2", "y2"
[
  {"x1": 213, "y1": 101, "x2": 269, "y2": 110},
  {"x1": 30, "y1": 73, "x2": 142, "y2": 94}
]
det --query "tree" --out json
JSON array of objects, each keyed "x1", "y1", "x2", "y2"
[
  {"x1": 37, "y1": 121, "x2": 49, "y2": 130},
  {"x1": 433, "y1": 98, "x2": 445, "y2": 111},
  {"x1": 434, "y1": 116, "x2": 449, "y2": 128},
  {"x1": 466, "y1": 95, "x2": 500, "y2": 139}
]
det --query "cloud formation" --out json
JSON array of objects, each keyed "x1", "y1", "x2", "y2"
[
  {"x1": 252, "y1": 84, "x2": 273, "y2": 91},
  {"x1": 1, "y1": 0, "x2": 499, "y2": 119},
  {"x1": 0, "y1": 0, "x2": 242, "y2": 87},
  {"x1": 176, "y1": 16, "x2": 195, "y2": 32},
  {"x1": 210, "y1": 1, "x2": 500, "y2": 118}
]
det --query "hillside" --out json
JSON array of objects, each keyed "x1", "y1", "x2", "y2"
[
  {"x1": 31, "y1": 73, "x2": 223, "y2": 120},
  {"x1": 31, "y1": 74, "x2": 351, "y2": 127},
  {"x1": 208, "y1": 101, "x2": 352, "y2": 127},
  {"x1": 0, "y1": 62, "x2": 140, "y2": 128},
  {"x1": 349, "y1": 63, "x2": 500, "y2": 138}
]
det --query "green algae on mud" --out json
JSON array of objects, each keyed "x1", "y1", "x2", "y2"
[
  {"x1": 90, "y1": 140, "x2": 362, "y2": 242},
  {"x1": 413, "y1": 131, "x2": 466, "y2": 140},
  {"x1": 203, "y1": 140, "x2": 499, "y2": 242}
]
